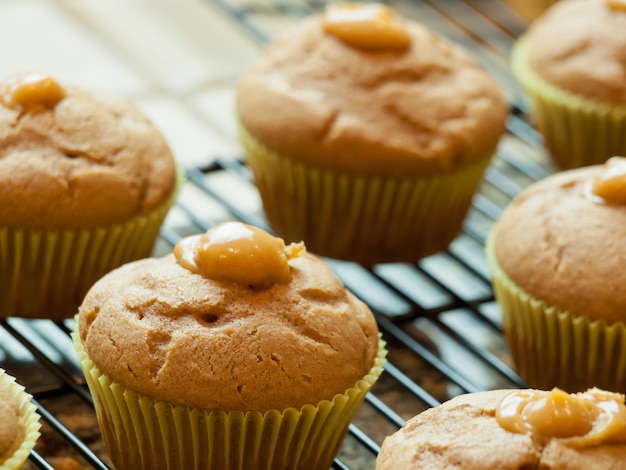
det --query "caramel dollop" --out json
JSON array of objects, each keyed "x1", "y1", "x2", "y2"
[
  {"x1": 590, "y1": 157, "x2": 626, "y2": 204},
  {"x1": 496, "y1": 388, "x2": 626, "y2": 445},
  {"x1": 606, "y1": 0, "x2": 626, "y2": 11},
  {"x1": 1, "y1": 73, "x2": 66, "y2": 111},
  {"x1": 174, "y1": 222, "x2": 304, "y2": 288},
  {"x1": 322, "y1": 3, "x2": 411, "y2": 51}
]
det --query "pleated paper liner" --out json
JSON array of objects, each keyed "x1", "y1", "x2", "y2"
[
  {"x1": 0, "y1": 369, "x2": 41, "y2": 470},
  {"x1": 240, "y1": 124, "x2": 492, "y2": 265},
  {"x1": 73, "y1": 329, "x2": 386, "y2": 470},
  {"x1": 512, "y1": 37, "x2": 626, "y2": 170},
  {"x1": 486, "y1": 231, "x2": 626, "y2": 393},
  {"x1": 0, "y1": 170, "x2": 182, "y2": 320}
]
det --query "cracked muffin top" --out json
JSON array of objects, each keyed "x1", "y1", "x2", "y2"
[
  {"x1": 0, "y1": 73, "x2": 177, "y2": 229},
  {"x1": 522, "y1": 0, "x2": 626, "y2": 105},
  {"x1": 376, "y1": 388, "x2": 626, "y2": 470},
  {"x1": 235, "y1": 4, "x2": 507, "y2": 177},
  {"x1": 492, "y1": 158, "x2": 626, "y2": 324},
  {"x1": 78, "y1": 222, "x2": 379, "y2": 411}
]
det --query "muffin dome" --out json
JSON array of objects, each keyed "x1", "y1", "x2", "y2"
[
  {"x1": 493, "y1": 163, "x2": 626, "y2": 324},
  {"x1": 0, "y1": 73, "x2": 177, "y2": 230},
  {"x1": 78, "y1": 222, "x2": 380, "y2": 411},
  {"x1": 236, "y1": 11, "x2": 506, "y2": 177},
  {"x1": 523, "y1": 0, "x2": 626, "y2": 106}
]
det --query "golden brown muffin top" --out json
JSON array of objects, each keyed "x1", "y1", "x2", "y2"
[
  {"x1": 376, "y1": 388, "x2": 626, "y2": 470},
  {"x1": 523, "y1": 0, "x2": 626, "y2": 105},
  {"x1": 236, "y1": 6, "x2": 507, "y2": 177},
  {"x1": 0, "y1": 373, "x2": 25, "y2": 466},
  {"x1": 0, "y1": 73, "x2": 177, "y2": 230},
  {"x1": 78, "y1": 223, "x2": 379, "y2": 412},
  {"x1": 493, "y1": 160, "x2": 626, "y2": 324}
]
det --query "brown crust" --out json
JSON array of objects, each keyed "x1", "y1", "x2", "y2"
[
  {"x1": 493, "y1": 165, "x2": 626, "y2": 324},
  {"x1": 0, "y1": 81, "x2": 177, "y2": 229},
  {"x1": 377, "y1": 390, "x2": 540, "y2": 469},
  {"x1": 376, "y1": 389, "x2": 626, "y2": 469},
  {"x1": 236, "y1": 16, "x2": 507, "y2": 177},
  {"x1": 78, "y1": 250, "x2": 379, "y2": 412},
  {"x1": 523, "y1": 0, "x2": 626, "y2": 105}
]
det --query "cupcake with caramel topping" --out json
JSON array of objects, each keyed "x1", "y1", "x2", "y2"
[
  {"x1": 0, "y1": 73, "x2": 178, "y2": 320},
  {"x1": 512, "y1": 0, "x2": 626, "y2": 169},
  {"x1": 377, "y1": 387, "x2": 626, "y2": 469},
  {"x1": 236, "y1": 3, "x2": 507, "y2": 265},
  {"x1": 487, "y1": 157, "x2": 626, "y2": 393},
  {"x1": 72, "y1": 222, "x2": 385, "y2": 470}
]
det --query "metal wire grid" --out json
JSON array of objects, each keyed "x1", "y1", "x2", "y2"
[{"x1": 0, "y1": 1, "x2": 554, "y2": 468}]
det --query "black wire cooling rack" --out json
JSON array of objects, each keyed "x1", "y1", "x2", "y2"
[{"x1": 2, "y1": 1, "x2": 557, "y2": 469}]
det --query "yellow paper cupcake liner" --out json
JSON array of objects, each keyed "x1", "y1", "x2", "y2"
[
  {"x1": 486, "y1": 231, "x2": 626, "y2": 393},
  {"x1": 0, "y1": 369, "x2": 41, "y2": 470},
  {"x1": 240, "y1": 125, "x2": 492, "y2": 265},
  {"x1": 512, "y1": 38, "x2": 626, "y2": 170},
  {"x1": 0, "y1": 170, "x2": 182, "y2": 320},
  {"x1": 73, "y1": 328, "x2": 386, "y2": 470}
]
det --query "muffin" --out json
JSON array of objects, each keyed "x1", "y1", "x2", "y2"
[
  {"x1": 376, "y1": 387, "x2": 626, "y2": 469},
  {"x1": 487, "y1": 157, "x2": 626, "y2": 393},
  {"x1": 73, "y1": 221, "x2": 386, "y2": 470},
  {"x1": 511, "y1": 0, "x2": 626, "y2": 170},
  {"x1": 236, "y1": 3, "x2": 507, "y2": 265},
  {"x1": 0, "y1": 73, "x2": 178, "y2": 320},
  {"x1": 0, "y1": 369, "x2": 41, "y2": 470}
]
